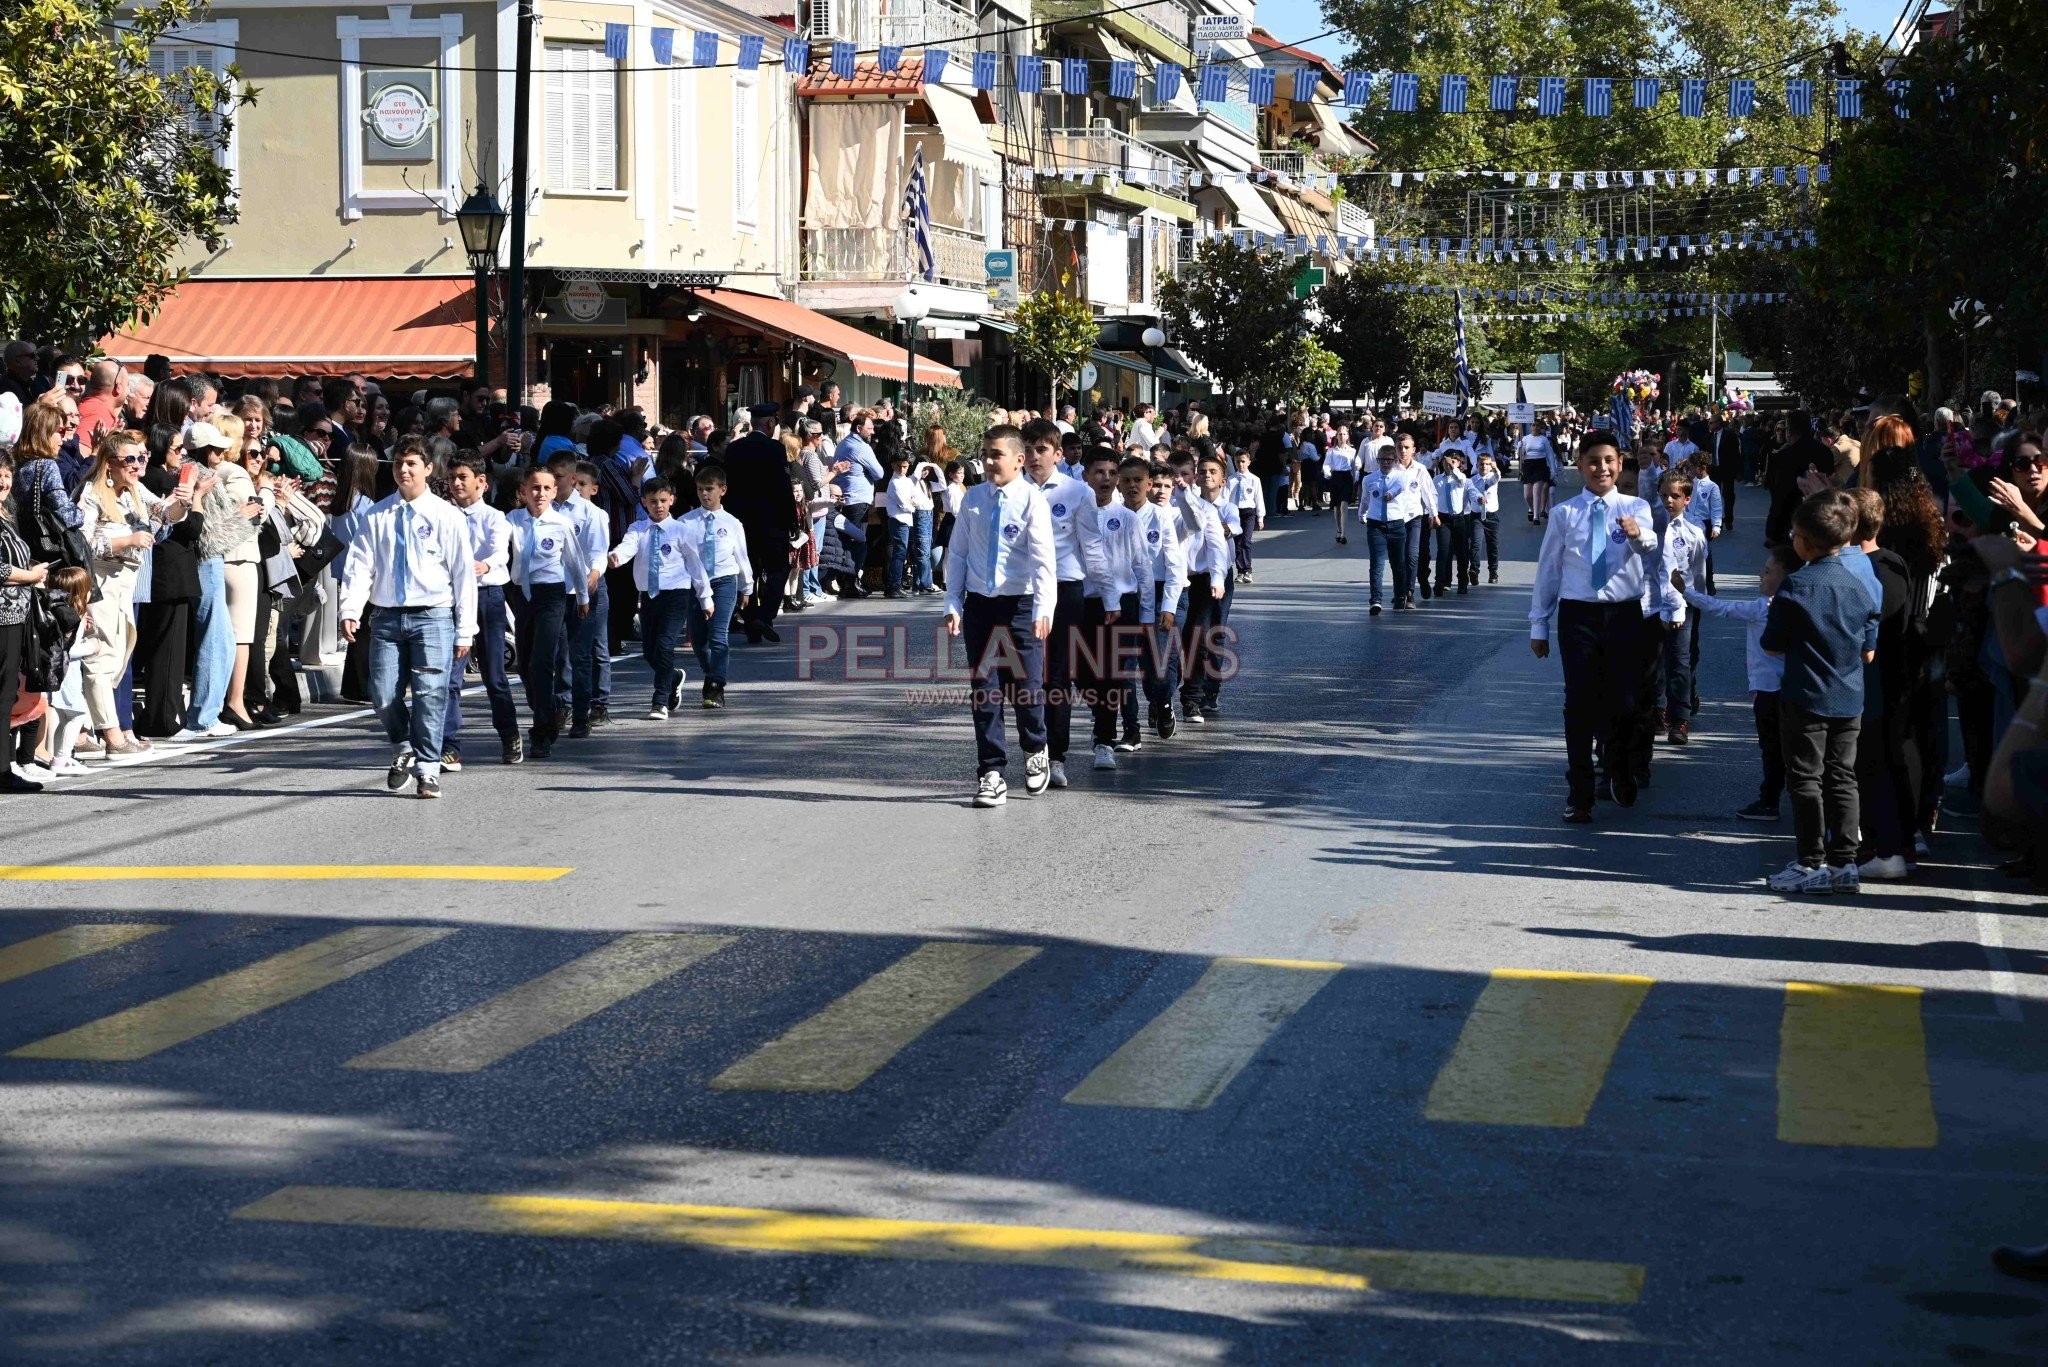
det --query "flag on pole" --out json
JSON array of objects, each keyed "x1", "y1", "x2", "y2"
[
  {"x1": 905, "y1": 143, "x2": 935, "y2": 283},
  {"x1": 1452, "y1": 290, "x2": 1473, "y2": 418}
]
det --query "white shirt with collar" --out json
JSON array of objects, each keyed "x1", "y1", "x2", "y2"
[
  {"x1": 1129, "y1": 418, "x2": 1160, "y2": 450},
  {"x1": 560, "y1": 489, "x2": 609, "y2": 568},
  {"x1": 455, "y1": 499, "x2": 511, "y2": 587},
  {"x1": 1141, "y1": 498, "x2": 1188, "y2": 620},
  {"x1": 338, "y1": 489, "x2": 478, "y2": 645},
  {"x1": 942, "y1": 476, "x2": 1059, "y2": 619},
  {"x1": 1527, "y1": 486, "x2": 1661, "y2": 641},
  {"x1": 679, "y1": 506, "x2": 753, "y2": 583},
  {"x1": 1202, "y1": 488, "x2": 1242, "y2": 542},
  {"x1": 1031, "y1": 469, "x2": 1111, "y2": 595},
  {"x1": 1434, "y1": 469, "x2": 1471, "y2": 516},
  {"x1": 506, "y1": 506, "x2": 591, "y2": 603},
  {"x1": 1324, "y1": 443, "x2": 1359, "y2": 474},
  {"x1": 1171, "y1": 486, "x2": 1229, "y2": 595},
  {"x1": 1643, "y1": 516, "x2": 1707, "y2": 624},
  {"x1": 1093, "y1": 498, "x2": 1158, "y2": 622},
  {"x1": 611, "y1": 514, "x2": 714, "y2": 599},
  {"x1": 1379, "y1": 460, "x2": 1432, "y2": 520}
]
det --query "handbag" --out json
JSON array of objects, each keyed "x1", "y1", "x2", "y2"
[
  {"x1": 20, "y1": 585, "x2": 67, "y2": 693},
  {"x1": 21, "y1": 470, "x2": 93, "y2": 573}
]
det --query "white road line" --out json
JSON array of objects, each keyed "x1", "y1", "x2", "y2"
[{"x1": 1974, "y1": 907, "x2": 2023, "y2": 1023}]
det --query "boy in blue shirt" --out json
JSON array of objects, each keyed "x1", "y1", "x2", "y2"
[{"x1": 1758, "y1": 490, "x2": 1881, "y2": 894}]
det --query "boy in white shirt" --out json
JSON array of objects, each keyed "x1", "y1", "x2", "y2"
[
  {"x1": 678, "y1": 464, "x2": 753, "y2": 708},
  {"x1": 1228, "y1": 451, "x2": 1265, "y2": 582},
  {"x1": 1142, "y1": 459, "x2": 1188, "y2": 738},
  {"x1": 1433, "y1": 454, "x2": 1476, "y2": 594},
  {"x1": 1642, "y1": 471, "x2": 1709, "y2": 750},
  {"x1": 444, "y1": 454, "x2": 522, "y2": 767},
  {"x1": 882, "y1": 454, "x2": 921, "y2": 599},
  {"x1": 505, "y1": 466, "x2": 589, "y2": 760},
  {"x1": 1470, "y1": 452, "x2": 1503, "y2": 584},
  {"x1": 547, "y1": 454, "x2": 613, "y2": 736},
  {"x1": 1168, "y1": 452, "x2": 1229, "y2": 724},
  {"x1": 1677, "y1": 545, "x2": 1797, "y2": 821},
  {"x1": 609, "y1": 478, "x2": 713, "y2": 719},
  {"x1": 1088, "y1": 453, "x2": 1155, "y2": 764},
  {"x1": 1194, "y1": 451, "x2": 1243, "y2": 717}
]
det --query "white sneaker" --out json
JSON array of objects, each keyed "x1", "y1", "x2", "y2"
[
  {"x1": 1829, "y1": 863, "x2": 1861, "y2": 894},
  {"x1": 168, "y1": 728, "x2": 209, "y2": 743},
  {"x1": 1766, "y1": 860, "x2": 1832, "y2": 894},
  {"x1": 1048, "y1": 760, "x2": 1068, "y2": 789},
  {"x1": 974, "y1": 771, "x2": 1007, "y2": 808},
  {"x1": 1944, "y1": 764, "x2": 1970, "y2": 788},
  {"x1": 1023, "y1": 751, "x2": 1052, "y2": 795},
  {"x1": 205, "y1": 721, "x2": 238, "y2": 739},
  {"x1": 1913, "y1": 834, "x2": 1931, "y2": 859},
  {"x1": 48, "y1": 757, "x2": 90, "y2": 776},
  {"x1": 646, "y1": 705, "x2": 669, "y2": 721},
  {"x1": 1093, "y1": 744, "x2": 1116, "y2": 771}
]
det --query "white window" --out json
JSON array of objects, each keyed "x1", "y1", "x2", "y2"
[
  {"x1": 669, "y1": 67, "x2": 697, "y2": 212},
  {"x1": 732, "y1": 73, "x2": 759, "y2": 230},
  {"x1": 545, "y1": 44, "x2": 618, "y2": 193},
  {"x1": 148, "y1": 35, "x2": 237, "y2": 183}
]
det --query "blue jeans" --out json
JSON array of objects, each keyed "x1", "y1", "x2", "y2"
[
  {"x1": 510, "y1": 582, "x2": 569, "y2": 730},
  {"x1": 444, "y1": 583, "x2": 519, "y2": 751},
  {"x1": 1387, "y1": 517, "x2": 1421, "y2": 601},
  {"x1": 641, "y1": 588, "x2": 693, "y2": 706},
  {"x1": 802, "y1": 513, "x2": 827, "y2": 598},
  {"x1": 1365, "y1": 519, "x2": 1391, "y2": 607},
  {"x1": 688, "y1": 574, "x2": 742, "y2": 686},
  {"x1": 911, "y1": 508, "x2": 934, "y2": 591},
  {"x1": 183, "y1": 558, "x2": 233, "y2": 729},
  {"x1": 962, "y1": 591, "x2": 1047, "y2": 774},
  {"x1": 368, "y1": 606, "x2": 454, "y2": 777},
  {"x1": 886, "y1": 520, "x2": 912, "y2": 590},
  {"x1": 557, "y1": 577, "x2": 610, "y2": 719}
]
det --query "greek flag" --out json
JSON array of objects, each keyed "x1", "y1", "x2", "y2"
[
  {"x1": 1452, "y1": 290, "x2": 1473, "y2": 417},
  {"x1": 906, "y1": 143, "x2": 934, "y2": 283},
  {"x1": 1440, "y1": 73, "x2": 1468, "y2": 113},
  {"x1": 692, "y1": 30, "x2": 718, "y2": 66},
  {"x1": 650, "y1": 27, "x2": 674, "y2": 65},
  {"x1": 1633, "y1": 76, "x2": 1660, "y2": 108},
  {"x1": 1836, "y1": 78, "x2": 1862, "y2": 118},
  {"x1": 1584, "y1": 76, "x2": 1611, "y2": 116},
  {"x1": 1109, "y1": 59, "x2": 1137, "y2": 99},
  {"x1": 1728, "y1": 78, "x2": 1755, "y2": 117},
  {"x1": 1887, "y1": 78, "x2": 1911, "y2": 116},
  {"x1": 1681, "y1": 77, "x2": 1706, "y2": 117},
  {"x1": 1343, "y1": 70, "x2": 1373, "y2": 106},
  {"x1": 922, "y1": 48, "x2": 948, "y2": 84},
  {"x1": 782, "y1": 38, "x2": 809, "y2": 73},
  {"x1": 737, "y1": 35, "x2": 762, "y2": 71},
  {"x1": 1609, "y1": 393, "x2": 1635, "y2": 447},
  {"x1": 1390, "y1": 72, "x2": 1420, "y2": 111},
  {"x1": 1537, "y1": 76, "x2": 1566, "y2": 116},
  {"x1": 603, "y1": 23, "x2": 628, "y2": 60},
  {"x1": 1294, "y1": 67, "x2": 1320, "y2": 103},
  {"x1": 1015, "y1": 54, "x2": 1044, "y2": 95},
  {"x1": 1198, "y1": 64, "x2": 1228, "y2": 103},
  {"x1": 879, "y1": 45, "x2": 903, "y2": 74},
  {"x1": 973, "y1": 49, "x2": 999, "y2": 90},
  {"x1": 1155, "y1": 63, "x2": 1182, "y2": 102},
  {"x1": 1062, "y1": 57, "x2": 1089, "y2": 93},
  {"x1": 830, "y1": 40, "x2": 855, "y2": 80},
  {"x1": 1785, "y1": 78, "x2": 1813, "y2": 116},
  {"x1": 1248, "y1": 66, "x2": 1276, "y2": 106},
  {"x1": 1490, "y1": 74, "x2": 1518, "y2": 110}
]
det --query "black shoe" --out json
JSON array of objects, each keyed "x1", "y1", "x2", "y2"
[
  {"x1": 250, "y1": 709, "x2": 282, "y2": 728},
  {"x1": 668, "y1": 678, "x2": 686, "y2": 711},
  {"x1": 761, "y1": 625, "x2": 780, "y2": 643},
  {"x1": 1200, "y1": 700, "x2": 1221, "y2": 719},
  {"x1": 1736, "y1": 798, "x2": 1778, "y2": 821},
  {"x1": 1613, "y1": 781, "x2": 1639, "y2": 808},
  {"x1": 502, "y1": 736, "x2": 525, "y2": 765},
  {"x1": 1489, "y1": 571, "x2": 1499, "y2": 583},
  {"x1": 745, "y1": 628, "x2": 765, "y2": 643},
  {"x1": 528, "y1": 726, "x2": 554, "y2": 760},
  {"x1": 1458, "y1": 584, "x2": 1469, "y2": 594},
  {"x1": 884, "y1": 589, "x2": 906, "y2": 599},
  {"x1": 1, "y1": 768, "x2": 45, "y2": 793},
  {"x1": 588, "y1": 705, "x2": 610, "y2": 728},
  {"x1": 710, "y1": 682, "x2": 727, "y2": 709},
  {"x1": 1116, "y1": 734, "x2": 1142, "y2": 753},
  {"x1": 1562, "y1": 805, "x2": 1593, "y2": 824},
  {"x1": 568, "y1": 718, "x2": 591, "y2": 739},
  {"x1": 785, "y1": 598, "x2": 807, "y2": 612},
  {"x1": 1595, "y1": 776, "x2": 1614, "y2": 802},
  {"x1": 1150, "y1": 704, "x2": 1175, "y2": 740},
  {"x1": 1993, "y1": 1245, "x2": 2048, "y2": 1281},
  {"x1": 386, "y1": 751, "x2": 415, "y2": 790},
  {"x1": 415, "y1": 773, "x2": 441, "y2": 800},
  {"x1": 1370, "y1": 603, "x2": 1382, "y2": 616}
]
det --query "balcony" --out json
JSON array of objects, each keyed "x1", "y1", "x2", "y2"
[
  {"x1": 806, "y1": 0, "x2": 978, "y2": 49},
  {"x1": 1336, "y1": 199, "x2": 1373, "y2": 237},
  {"x1": 1259, "y1": 149, "x2": 1329, "y2": 180},
  {"x1": 802, "y1": 224, "x2": 988, "y2": 291},
  {"x1": 1044, "y1": 124, "x2": 1193, "y2": 193},
  {"x1": 1037, "y1": 0, "x2": 1192, "y2": 67}
]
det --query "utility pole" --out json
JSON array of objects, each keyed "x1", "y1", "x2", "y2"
[
  {"x1": 504, "y1": 0, "x2": 534, "y2": 405},
  {"x1": 1710, "y1": 302, "x2": 1719, "y2": 409}
]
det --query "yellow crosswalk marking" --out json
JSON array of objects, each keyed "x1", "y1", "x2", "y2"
[
  {"x1": 0, "y1": 865, "x2": 570, "y2": 882},
  {"x1": 0, "y1": 924, "x2": 169, "y2": 985},
  {"x1": 1777, "y1": 982, "x2": 1938, "y2": 1148},
  {"x1": 711, "y1": 941, "x2": 1040, "y2": 1092},
  {"x1": 1424, "y1": 970, "x2": 1654, "y2": 1128},
  {"x1": 234, "y1": 1184, "x2": 1645, "y2": 1304},
  {"x1": 1065, "y1": 957, "x2": 1342, "y2": 1110},
  {"x1": 8, "y1": 926, "x2": 454, "y2": 1061},
  {"x1": 345, "y1": 933, "x2": 737, "y2": 1073}
]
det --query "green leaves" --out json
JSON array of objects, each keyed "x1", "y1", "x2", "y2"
[
  {"x1": 1157, "y1": 239, "x2": 1307, "y2": 405},
  {"x1": 1011, "y1": 288, "x2": 1099, "y2": 406}
]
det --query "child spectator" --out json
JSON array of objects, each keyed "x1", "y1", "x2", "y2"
[{"x1": 1680, "y1": 545, "x2": 1799, "y2": 821}]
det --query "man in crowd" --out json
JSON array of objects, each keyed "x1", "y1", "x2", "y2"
[{"x1": 721, "y1": 402, "x2": 798, "y2": 642}]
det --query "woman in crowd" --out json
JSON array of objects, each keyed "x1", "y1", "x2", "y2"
[
  {"x1": 361, "y1": 392, "x2": 393, "y2": 457},
  {"x1": 326, "y1": 441, "x2": 379, "y2": 702},
  {"x1": 134, "y1": 425, "x2": 208, "y2": 738},
  {"x1": 177, "y1": 420, "x2": 259, "y2": 735},
  {"x1": 202, "y1": 412, "x2": 267, "y2": 728},
  {"x1": 533, "y1": 400, "x2": 578, "y2": 464},
  {"x1": 1868, "y1": 444, "x2": 1950, "y2": 851},
  {"x1": 0, "y1": 451, "x2": 52, "y2": 791},
  {"x1": 76, "y1": 429, "x2": 191, "y2": 755}
]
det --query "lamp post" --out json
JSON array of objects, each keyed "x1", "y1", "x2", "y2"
[
  {"x1": 1141, "y1": 325, "x2": 1165, "y2": 408},
  {"x1": 455, "y1": 182, "x2": 508, "y2": 389},
  {"x1": 895, "y1": 286, "x2": 930, "y2": 420}
]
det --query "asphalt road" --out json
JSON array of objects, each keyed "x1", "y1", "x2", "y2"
[{"x1": 3, "y1": 482, "x2": 2045, "y2": 1365}]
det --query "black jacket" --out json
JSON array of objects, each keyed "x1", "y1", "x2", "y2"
[{"x1": 140, "y1": 466, "x2": 203, "y2": 601}]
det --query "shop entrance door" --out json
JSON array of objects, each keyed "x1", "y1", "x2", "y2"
[{"x1": 547, "y1": 338, "x2": 622, "y2": 410}]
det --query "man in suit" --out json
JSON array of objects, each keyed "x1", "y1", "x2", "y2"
[
  {"x1": 1708, "y1": 413, "x2": 1741, "y2": 528},
  {"x1": 721, "y1": 401, "x2": 798, "y2": 643}
]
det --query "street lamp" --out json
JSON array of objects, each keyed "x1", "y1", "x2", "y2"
[
  {"x1": 895, "y1": 286, "x2": 930, "y2": 419},
  {"x1": 1141, "y1": 325, "x2": 1165, "y2": 408},
  {"x1": 455, "y1": 182, "x2": 508, "y2": 389}
]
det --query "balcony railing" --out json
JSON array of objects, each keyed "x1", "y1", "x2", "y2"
[
  {"x1": 802, "y1": 224, "x2": 988, "y2": 290},
  {"x1": 806, "y1": 0, "x2": 977, "y2": 49},
  {"x1": 1044, "y1": 124, "x2": 1193, "y2": 192},
  {"x1": 1259, "y1": 149, "x2": 1330, "y2": 179},
  {"x1": 1125, "y1": 0, "x2": 1192, "y2": 51},
  {"x1": 1336, "y1": 199, "x2": 1373, "y2": 236}
]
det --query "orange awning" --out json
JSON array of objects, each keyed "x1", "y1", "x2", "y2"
[
  {"x1": 696, "y1": 288, "x2": 961, "y2": 388},
  {"x1": 103, "y1": 277, "x2": 479, "y2": 379}
]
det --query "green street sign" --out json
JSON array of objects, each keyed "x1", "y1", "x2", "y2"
[{"x1": 1292, "y1": 264, "x2": 1326, "y2": 299}]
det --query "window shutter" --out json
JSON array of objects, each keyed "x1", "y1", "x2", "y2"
[
  {"x1": 733, "y1": 78, "x2": 758, "y2": 227},
  {"x1": 670, "y1": 69, "x2": 696, "y2": 209},
  {"x1": 589, "y1": 48, "x2": 617, "y2": 191},
  {"x1": 545, "y1": 46, "x2": 569, "y2": 189}
]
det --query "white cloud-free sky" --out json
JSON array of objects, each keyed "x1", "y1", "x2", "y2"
[{"x1": 1256, "y1": 0, "x2": 1910, "y2": 63}]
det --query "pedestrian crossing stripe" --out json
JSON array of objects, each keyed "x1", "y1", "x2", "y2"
[
  {"x1": 1425, "y1": 970, "x2": 1654, "y2": 1127},
  {"x1": 0, "y1": 924, "x2": 168, "y2": 984},
  {"x1": 1777, "y1": 982, "x2": 1938, "y2": 1148},
  {"x1": 0, "y1": 865, "x2": 572, "y2": 882},
  {"x1": 1065, "y1": 957, "x2": 1342, "y2": 1110},
  {"x1": 711, "y1": 941, "x2": 1041, "y2": 1092},
  {"x1": 232, "y1": 1184, "x2": 1646, "y2": 1304},
  {"x1": 346, "y1": 933, "x2": 737, "y2": 1073},
  {"x1": 8, "y1": 926, "x2": 454, "y2": 1061}
]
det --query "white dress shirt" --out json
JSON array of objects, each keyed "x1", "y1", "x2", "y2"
[
  {"x1": 1379, "y1": 461, "x2": 1432, "y2": 521},
  {"x1": 1172, "y1": 487, "x2": 1229, "y2": 595},
  {"x1": 1527, "y1": 487, "x2": 1660, "y2": 641},
  {"x1": 1685, "y1": 474, "x2": 1725, "y2": 537},
  {"x1": 941, "y1": 477, "x2": 1059, "y2": 619},
  {"x1": 1031, "y1": 470, "x2": 1111, "y2": 593},
  {"x1": 679, "y1": 507, "x2": 753, "y2": 583},
  {"x1": 1324, "y1": 443, "x2": 1359, "y2": 474},
  {"x1": 338, "y1": 489, "x2": 478, "y2": 645},
  {"x1": 560, "y1": 489, "x2": 609, "y2": 569},
  {"x1": 1435, "y1": 471, "x2": 1472, "y2": 515},
  {"x1": 883, "y1": 474, "x2": 920, "y2": 524},
  {"x1": 1141, "y1": 499, "x2": 1188, "y2": 620},
  {"x1": 1094, "y1": 499, "x2": 1158, "y2": 622},
  {"x1": 506, "y1": 507, "x2": 591, "y2": 603},
  {"x1": 1128, "y1": 418, "x2": 1160, "y2": 450},
  {"x1": 611, "y1": 514, "x2": 714, "y2": 599},
  {"x1": 1470, "y1": 470, "x2": 1501, "y2": 514},
  {"x1": 1644, "y1": 516, "x2": 1708, "y2": 623},
  {"x1": 457, "y1": 500, "x2": 511, "y2": 587}
]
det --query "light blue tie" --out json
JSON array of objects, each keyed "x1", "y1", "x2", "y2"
[
  {"x1": 393, "y1": 503, "x2": 413, "y2": 601},
  {"x1": 647, "y1": 523, "x2": 662, "y2": 593},
  {"x1": 987, "y1": 485, "x2": 1008, "y2": 589},
  {"x1": 1586, "y1": 497, "x2": 1612, "y2": 591}
]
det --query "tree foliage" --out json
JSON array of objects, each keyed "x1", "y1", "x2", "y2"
[
  {"x1": 1157, "y1": 239, "x2": 1305, "y2": 407},
  {"x1": 1011, "y1": 287, "x2": 1098, "y2": 407},
  {"x1": 1275, "y1": 336, "x2": 1345, "y2": 410},
  {"x1": 0, "y1": 0, "x2": 248, "y2": 344}
]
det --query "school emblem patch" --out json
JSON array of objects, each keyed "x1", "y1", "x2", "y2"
[
  {"x1": 1106, "y1": 516, "x2": 1122, "y2": 531},
  {"x1": 1052, "y1": 502, "x2": 1068, "y2": 517},
  {"x1": 1002, "y1": 522, "x2": 1021, "y2": 541},
  {"x1": 539, "y1": 537, "x2": 556, "y2": 551},
  {"x1": 1146, "y1": 529, "x2": 1160, "y2": 544}
]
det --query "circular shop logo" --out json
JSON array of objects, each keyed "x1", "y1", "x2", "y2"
[
  {"x1": 366, "y1": 83, "x2": 435, "y2": 148},
  {"x1": 559, "y1": 280, "x2": 609, "y2": 323}
]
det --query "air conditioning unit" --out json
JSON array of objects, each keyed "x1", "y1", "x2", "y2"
[{"x1": 806, "y1": 0, "x2": 838, "y2": 40}]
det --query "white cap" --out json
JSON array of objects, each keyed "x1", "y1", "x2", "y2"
[
  {"x1": 185, "y1": 420, "x2": 230, "y2": 452},
  {"x1": 1934, "y1": 407, "x2": 1956, "y2": 425}
]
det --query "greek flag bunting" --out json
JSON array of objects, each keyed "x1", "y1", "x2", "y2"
[
  {"x1": 1015, "y1": 54, "x2": 1043, "y2": 94},
  {"x1": 1155, "y1": 62, "x2": 1182, "y2": 102},
  {"x1": 737, "y1": 34, "x2": 762, "y2": 70},
  {"x1": 603, "y1": 23, "x2": 628, "y2": 60},
  {"x1": 1728, "y1": 78, "x2": 1755, "y2": 117},
  {"x1": 1063, "y1": 57, "x2": 1089, "y2": 93},
  {"x1": 922, "y1": 48, "x2": 947, "y2": 83},
  {"x1": 1634, "y1": 76, "x2": 1660, "y2": 108},
  {"x1": 1247, "y1": 66, "x2": 1276, "y2": 106},
  {"x1": 830, "y1": 40, "x2": 855, "y2": 80},
  {"x1": 1786, "y1": 78, "x2": 1812, "y2": 116},
  {"x1": 1110, "y1": 58, "x2": 1137, "y2": 99},
  {"x1": 1888, "y1": 78, "x2": 1911, "y2": 115},
  {"x1": 1343, "y1": 70, "x2": 1372, "y2": 105},
  {"x1": 1537, "y1": 76, "x2": 1566, "y2": 116},
  {"x1": 693, "y1": 30, "x2": 718, "y2": 66},
  {"x1": 879, "y1": 45, "x2": 903, "y2": 73},
  {"x1": 973, "y1": 49, "x2": 999, "y2": 91},
  {"x1": 1294, "y1": 67, "x2": 1320, "y2": 103},
  {"x1": 782, "y1": 38, "x2": 809, "y2": 73},
  {"x1": 649, "y1": 27, "x2": 674, "y2": 65},
  {"x1": 1389, "y1": 72, "x2": 1419, "y2": 111},
  {"x1": 1681, "y1": 77, "x2": 1706, "y2": 117},
  {"x1": 1837, "y1": 77, "x2": 1862, "y2": 117},
  {"x1": 1198, "y1": 63, "x2": 1228, "y2": 102},
  {"x1": 1584, "y1": 76, "x2": 1611, "y2": 116},
  {"x1": 1490, "y1": 74, "x2": 1518, "y2": 110},
  {"x1": 1440, "y1": 73, "x2": 1468, "y2": 113}
]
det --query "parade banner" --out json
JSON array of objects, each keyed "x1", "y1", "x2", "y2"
[{"x1": 1420, "y1": 391, "x2": 1460, "y2": 416}]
